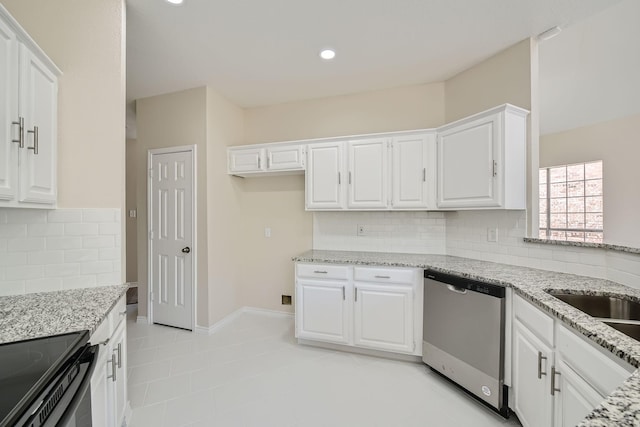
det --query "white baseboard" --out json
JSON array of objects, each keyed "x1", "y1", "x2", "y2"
[
  {"x1": 194, "y1": 306, "x2": 293, "y2": 335},
  {"x1": 136, "y1": 315, "x2": 148, "y2": 324}
]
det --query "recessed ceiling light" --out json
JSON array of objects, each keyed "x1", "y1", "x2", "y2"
[
  {"x1": 166, "y1": 0, "x2": 184, "y2": 4},
  {"x1": 320, "y1": 49, "x2": 336, "y2": 60}
]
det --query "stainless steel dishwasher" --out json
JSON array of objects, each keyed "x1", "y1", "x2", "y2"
[{"x1": 422, "y1": 269, "x2": 508, "y2": 416}]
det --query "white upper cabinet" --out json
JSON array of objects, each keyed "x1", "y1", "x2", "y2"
[
  {"x1": 18, "y1": 45, "x2": 57, "y2": 204},
  {"x1": 436, "y1": 104, "x2": 528, "y2": 209},
  {"x1": 227, "y1": 143, "x2": 305, "y2": 176},
  {"x1": 391, "y1": 132, "x2": 436, "y2": 209},
  {"x1": 0, "y1": 5, "x2": 60, "y2": 208},
  {"x1": 0, "y1": 16, "x2": 18, "y2": 202},
  {"x1": 347, "y1": 138, "x2": 388, "y2": 209},
  {"x1": 305, "y1": 141, "x2": 345, "y2": 210}
]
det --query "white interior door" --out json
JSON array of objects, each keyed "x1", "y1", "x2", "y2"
[{"x1": 149, "y1": 149, "x2": 194, "y2": 330}]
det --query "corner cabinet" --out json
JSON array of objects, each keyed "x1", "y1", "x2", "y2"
[
  {"x1": 436, "y1": 104, "x2": 528, "y2": 209},
  {"x1": 295, "y1": 263, "x2": 423, "y2": 357},
  {"x1": 89, "y1": 296, "x2": 131, "y2": 427},
  {"x1": 511, "y1": 294, "x2": 634, "y2": 427},
  {"x1": 0, "y1": 4, "x2": 60, "y2": 208}
]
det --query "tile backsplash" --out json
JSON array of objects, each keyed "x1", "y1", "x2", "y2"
[
  {"x1": 313, "y1": 210, "x2": 640, "y2": 290},
  {"x1": 0, "y1": 208, "x2": 122, "y2": 296}
]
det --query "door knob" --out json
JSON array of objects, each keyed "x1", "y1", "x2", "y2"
[{"x1": 181, "y1": 247, "x2": 191, "y2": 254}]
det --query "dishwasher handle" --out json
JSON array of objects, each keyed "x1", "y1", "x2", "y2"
[{"x1": 447, "y1": 285, "x2": 468, "y2": 295}]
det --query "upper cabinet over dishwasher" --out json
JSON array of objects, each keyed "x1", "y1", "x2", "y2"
[
  {"x1": 436, "y1": 104, "x2": 528, "y2": 210},
  {"x1": 227, "y1": 104, "x2": 528, "y2": 212},
  {"x1": 0, "y1": 4, "x2": 60, "y2": 208}
]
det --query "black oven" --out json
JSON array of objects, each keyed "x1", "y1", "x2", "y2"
[{"x1": 0, "y1": 331, "x2": 98, "y2": 427}]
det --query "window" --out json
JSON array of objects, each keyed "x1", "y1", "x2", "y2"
[{"x1": 539, "y1": 160, "x2": 603, "y2": 243}]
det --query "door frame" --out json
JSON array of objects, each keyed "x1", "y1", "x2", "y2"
[{"x1": 147, "y1": 145, "x2": 197, "y2": 330}]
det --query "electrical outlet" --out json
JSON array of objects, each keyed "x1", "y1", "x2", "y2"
[
  {"x1": 281, "y1": 295, "x2": 292, "y2": 305},
  {"x1": 264, "y1": 227, "x2": 271, "y2": 238},
  {"x1": 487, "y1": 227, "x2": 498, "y2": 242},
  {"x1": 357, "y1": 225, "x2": 367, "y2": 236}
]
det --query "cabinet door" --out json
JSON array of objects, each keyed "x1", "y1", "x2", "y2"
[
  {"x1": 391, "y1": 133, "x2": 434, "y2": 209},
  {"x1": 353, "y1": 283, "x2": 414, "y2": 353},
  {"x1": 513, "y1": 320, "x2": 554, "y2": 427},
  {"x1": 266, "y1": 145, "x2": 304, "y2": 171},
  {"x1": 296, "y1": 279, "x2": 349, "y2": 344},
  {"x1": 228, "y1": 148, "x2": 264, "y2": 173},
  {"x1": 0, "y1": 18, "x2": 18, "y2": 201},
  {"x1": 347, "y1": 138, "x2": 388, "y2": 209},
  {"x1": 18, "y1": 44, "x2": 57, "y2": 204},
  {"x1": 437, "y1": 113, "x2": 501, "y2": 208},
  {"x1": 305, "y1": 141, "x2": 345, "y2": 210},
  {"x1": 91, "y1": 341, "x2": 114, "y2": 427},
  {"x1": 553, "y1": 360, "x2": 603, "y2": 427},
  {"x1": 111, "y1": 320, "x2": 128, "y2": 427}
]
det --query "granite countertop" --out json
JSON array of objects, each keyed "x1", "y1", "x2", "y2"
[
  {"x1": 293, "y1": 249, "x2": 640, "y2": 427},
  {"x1": 0, "y1": 284, "x2": 129, "y2": 345}
]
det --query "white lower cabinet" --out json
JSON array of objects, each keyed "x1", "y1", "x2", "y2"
[
  {"x1": 295, "y1": 263, "x2": 422, "y2": 356},
  {"x1": 90, "y1": 296, "x2": 130, "y2": 427},
  {"x1": 511, "y1": 295, "x2": 634, "y2": 427},
  {"x1": 296, "y1": 278, "x2": 349, "y2": 344},
  {"x1": 353, "y1": 282, "x2": 414, "y2": 353}
]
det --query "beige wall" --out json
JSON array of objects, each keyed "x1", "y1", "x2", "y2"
[
  {"x1": 125, "y1": 139, "x2": 137, "y2": 283},
  {"x1": 445, "y1": 38, "x2": 539, "y2": 235},
  {"x1": 135, "y1": 87, "x2": 209, "y2": 325},
  {"x1": 205, "y1": 88, "x2": 245, "y2": 325},
  {"x1": 540, "y1": 113, "x2": 640, "y2": 247},
  {"x1": 3, "y1": 0, "x2": 126, "y2": 209},
  {"x1": 244, "y1": 83, "x2": 446, "y2": 144}
]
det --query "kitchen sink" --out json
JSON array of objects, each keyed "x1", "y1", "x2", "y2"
[
  {"x1": 602, "y1": 321, "x2": 640, "y2": 341},
  {"x1": 547, "y1": 291, "x2": 640, "y2": 321}
]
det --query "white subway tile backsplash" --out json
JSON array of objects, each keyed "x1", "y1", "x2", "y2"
[
  {"x1": 65, "y1": 249, "x2": 99, "y2": 263},
  {"x1": 83, "y1": 236, "x2": 115, "y2": 249},
  {"x1": 46, "y1": 237, "x2": 83, "y2": 250},
  {"x1": 0, "y1": 208, "x2": 121, "y2": 295},
  {"x1": 48, "y1": 210, "x2": 82, "y2": 223},
  {"x1": 7, "y1": 238, "x2": 46, "y2": 252},
  {"x1": 28, "y1": 223, "x2": 64, "y2": 237},
  {"x1": 25, "y1": 277, "x2": 62, "y2": 293},
  {"x1": 65, "y1": 223, "x2": 99, "y2": 236}
]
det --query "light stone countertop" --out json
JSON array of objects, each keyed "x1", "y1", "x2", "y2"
[
  {"x1": 0, "y1": 284, "x2": 129, "y2": 345},
  {"x1": 293, "y1": 249, "x2": 640, "y2": 427}
]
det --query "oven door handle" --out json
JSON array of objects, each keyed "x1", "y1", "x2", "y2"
[{"x1": 53, "y1": 345, "x2": 99, "y2": 427}]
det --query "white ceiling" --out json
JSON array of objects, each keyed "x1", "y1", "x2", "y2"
[
  {"x1": 539, "y1": 0, "x2": 640, "y2": 135},
  {"x1": 126, "y1": 0, "x2": 621, "y2": 110}
]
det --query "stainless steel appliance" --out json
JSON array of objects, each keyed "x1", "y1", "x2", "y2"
[
  {"x1": 0, "y1": 331, "x2": 97, "y2": 427},
  {"x1": 422, "y1": 269, "x2": 507, "y2": 415}
]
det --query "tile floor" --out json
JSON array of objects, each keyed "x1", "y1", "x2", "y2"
[{"x1": 127, "y1": 307, "x2": 522, "y2": 427}]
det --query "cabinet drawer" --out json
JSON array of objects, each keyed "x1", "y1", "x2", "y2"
[
  {"x1": 514, "y1": 294, "x2": 554, "y2": 346},
  {"x1": 297, "y1": 263, "x2": 349, "y2": 280},
  {"x1": 353, "y1": 267, "x2": 415, "y2": 284},
  {"x1": 556, "y1": 323, "x2": 634, "y2": 396},
  {"x1": 109, "y1": 295, "x2": 127, "y2": 331}
]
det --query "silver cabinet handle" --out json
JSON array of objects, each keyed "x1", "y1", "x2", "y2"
[
  {"x1": 257, "y1": 157, "x2": 261, "y2": 169},
  {"x1": 119, "y1": 310, "x2": 127, "y2": 316},
  {"x1": 99, "y1": 338, "x2": 110, "y2": 346},
  {"x1": 267, "y1": 155, "x2": 270, "y2": 169},
  {"x1": 537, "y1": 351, "x2": 547, "y2": 379},
  {"x1": 348, "y1": 171, "x2": 352, "y2": 184},
  {"x1": 313, "y1": 270, "x2": 327, "y2": 274},
  {"x1": 423, "y1": 168, "x2": 426, "y2": 182},
  {"x1": 12, "y1": 117, "x2": 24, "y2": 148},
  {"x1": 27, "y1": 125, "x2": 39, "y2": 155},
  {"x1": 342, "y1": 286, "x2": 345, "y2": 300},
  {"x1": 116, "y1": 343, "x2": 122, "y2": 368},
  {"x1": 355, "y1": 288, "x2": 358, "y2": 302},
  {"x1": 338, "y1": 172, "x2": 341, "y2": 185},
  {"x1": 107, "y1": 353, "x2": 117, "y2": 382},
  {"x1": 492, "y1": 160, "x2": 497, "y2": 177},
  {"x1": 551, "y1": 366, "x2": 560, "y2": 395},
  {"x1": 374, "y1": 275, "x2": 390, "y2": 279}
]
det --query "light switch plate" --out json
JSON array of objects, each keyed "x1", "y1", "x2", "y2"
[{"x1": 487, "y1": 227, "x2": 498, "y2": 242}]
